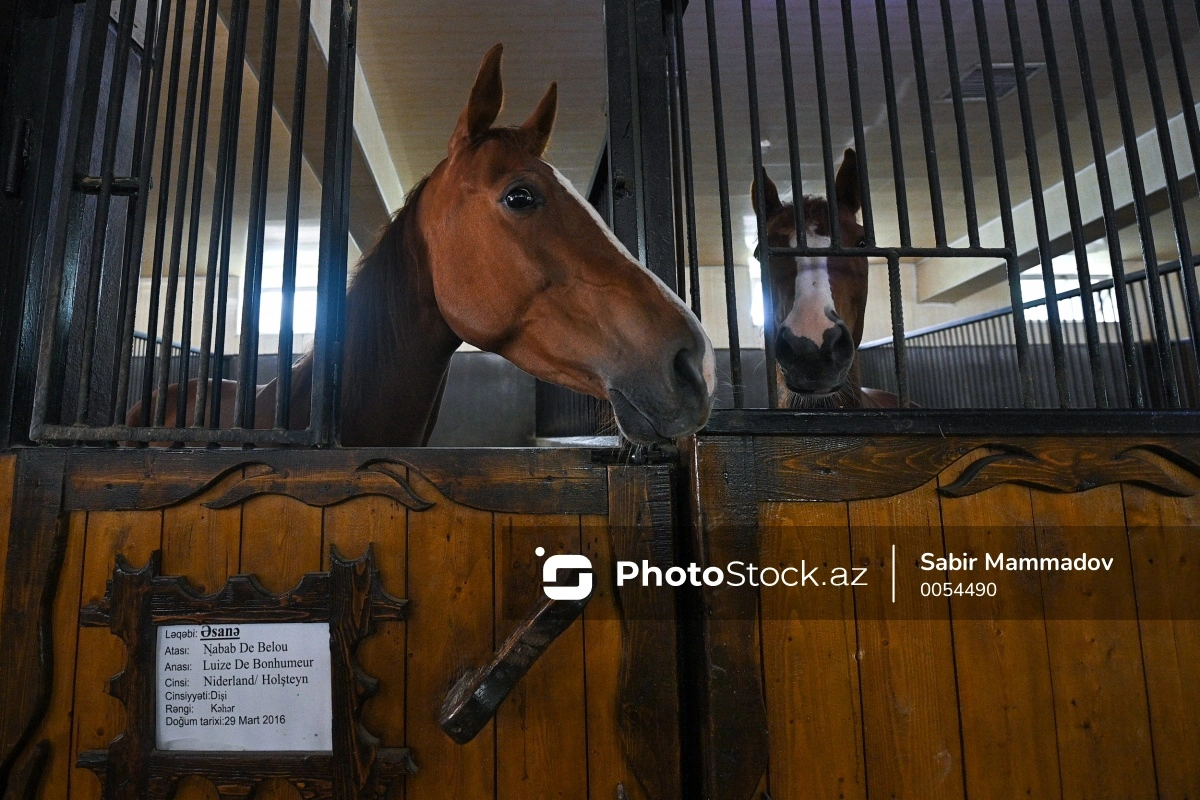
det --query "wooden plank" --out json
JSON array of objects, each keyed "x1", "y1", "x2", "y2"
[
  {"x1": 848, "y1": 480, "x2": 966, "y2": 800},
  {"x1": 70, "y1": 509, "x2": 162, "y2": 800},
  {"x1": 580, "y1": 513, "x2": 642, "y2": 799},
  {"x1": 238, "y1": 495, "x2": 323, "y2": 800},
  {"x1": 323, "y1": 495, "x2": 408, "y2": 766},
  {"x1": 161, "y1": 470, "x2": 243, "y2": 594},
  {"x1": 759, "y1": 500, "x2": 866, "y2": 800},
  {"x1": 24, "y1": 513, "x2": 86, "y2": 800},
  {"x1": 404, "y1": 474, "x2": 495, "y2": 800},
  {"x1": 494, "y1": 513, "x2": 588, "y2": 800},
  {"x1": 0, "y1": 453, "x2": 15, "y2": 654},
  {"x1": 1122, "y1": 486, "x2": 1200, "y2": 800},
  {"x1": 1030, "y1": 486, "x2": 1156, "y2": 800},
  {"x1": 937, "y1": 467, "x2": 1061, "y2": 800}
]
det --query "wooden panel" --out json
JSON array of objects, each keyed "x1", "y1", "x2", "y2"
[
  {"x1": 0, "y1": 453, "x2": 15, "y2": 653},
  {"x1": 848, "y1": 480, "x2": 966, "y2": 800},
  {"x1": 1030, "y1": 486, "x2": 1156, "y2": 800},
  {"x1": 70, "y1": 510, "x2": 162, "y2": 800},
  {"x1": 937, "y1": 467, "x2": 1061, "y2": 800},
  {"x1": 759, "y1": 500, "x2": 866, "y2": 800},
  {"x1": 237, "y1": 495, "x2": 324, "y2": 800},
  {"x1": 160, "y1": 471, "x2": 243, "y2": 594},
  {"x1": 323, "y1": 494, "x2": 409, "y2": 771},
  {"x1": 1122, "y1": 487, "x2": 1200, "y2": 800},
  {"x1": 404, "y1": 475, "x2": 495, "y2": 800},
  {"x1": 28, "y1": 513, "x2": 86, "y2": 800},
  {"x1": 494, "y1": 513, "x2": 588, "y2": 800}
]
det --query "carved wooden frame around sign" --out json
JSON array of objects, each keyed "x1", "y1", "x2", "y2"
[{"x1": 76, "y1": 546, "x2": 414, "y2": 800}]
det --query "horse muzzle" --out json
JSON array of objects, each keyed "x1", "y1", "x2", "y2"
[
  {"x1": 607, "y1": 334, "x2": 715, "y2": 445},
  {"x1": 774, "y1": 321, "x2": 854, "y2": 396}
]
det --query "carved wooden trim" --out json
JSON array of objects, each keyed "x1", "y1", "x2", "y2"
[
  {"x1": 77, "y1": 547, "x2": 413, "y2": 800},
  {"x1": 61, "y1": 449, "x2": 610, "y2": 515},
  {"x1": 0, "y1": 449, "x2": 67, "y2": 800}
]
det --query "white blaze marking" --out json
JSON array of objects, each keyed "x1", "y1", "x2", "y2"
[
  {"x1": 782, "y1": 229, "x2": 837, "y2": 342},
  {"x1": 547, "y1": 163, "x2": 716, "y2": 397}
]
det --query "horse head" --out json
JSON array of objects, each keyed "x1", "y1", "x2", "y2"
[
  {"x1": 753, "y1": 150, "x2": 868, "y2": 407},
  {"x1": 417, "y1": 44, "x2": 715, "y2": 443}
]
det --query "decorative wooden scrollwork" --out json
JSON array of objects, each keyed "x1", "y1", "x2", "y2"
[{"x1": 77, "y1": 547, "x2": 414, "y2": 800}]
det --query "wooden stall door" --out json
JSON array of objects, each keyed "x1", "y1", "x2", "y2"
[
  {"x1": 0, "y1": 448, "x2": 684, "y2": 800},
  {"x1": 686, "y1": 431, "x2": 1200, "y2": 800}
]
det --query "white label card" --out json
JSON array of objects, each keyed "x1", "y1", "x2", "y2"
[{"x1": 156, "y1": 622, "x2": 333, "y2": 751}]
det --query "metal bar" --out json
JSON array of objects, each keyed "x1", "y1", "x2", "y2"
[
  {"x1": 176, "y1": 0, "x2": 220, "y2": 428},
  {"x1": 138, "y1": 0, "x2": 190, "y2": 426},
  {"x1": 741, "y1": 0, "x2": 779, "y2": 407},
  {"x1": 1129, "y1": 277, "x2": 1157, "y2": 406},
  {"x1": 74, "y1": 0, "x2": 140, "y2": 424},
  {"x1": 1098, "y1": 0, "x2": 1180, "y2": 406},
  {"x1": 276, "y1": 0, "x2": 312, "y2": 430},
  {"x1": 1033, "y1": 0, "x2": 1107, "y2": 407},
  {"x1": 207, "y1": 0, "x2": 250, "y2": 429},
  {"x1": 113, "y1": 0, "x2": 166, "y2": 425},
  {"x1": 667, "y1": 31, "x2": 687, "y2": 301},
  {"x1": 874, "y1": 0, "x2": 912, "y2": 248},
  {"x1": 702, "y1": 0, "x2": 743, "y2": 408},
  {"x1": 839, "y1": 0, "x2": 874, "y2": 244},
  {"x1": 36, "y1": 422, "x2": 315, "y2": 445},
  {"x1": 808, "y1": 0, "x2": 841, "y2": 247},
  {"x1": 1002, "y1": 0, "x2": 1069, "y2": 408},
  {"x1": 671, "y1": 0, "x2": 701, "y2": 319},
  {"x1": 234, "y1": 0, "x2": 281, "y2": 430},
  {"x1": 153, "y1": 0, "x2": 211, "y2": 428},
  {"x1": 1135, "y1": 0, "x2": 1200, "y2": 393},
  {"x1": 768, "y1": 245, "x2": 1012, "y2": 258},
  {"x1": 604, "y1": 0, "x2": 640, "y2": 256},
  {"x1": 775, "y1": 0, "x2": 808, "y2": 247},
  {"x1": 886, "y1": 250, "x2": 908, "y2": 405},
  {"x1": 971, "y1": 0, "x2": 1033, "y2": 406},
  {"x1": 937, "y1": 0, "x2": 979, "y2": 248},
  {"x1": 1067, "y1": 0, "x2": 1142, "y2": 407},
  {"x1": 906, "y1": 0, "x2": 947, "y2": 247}
]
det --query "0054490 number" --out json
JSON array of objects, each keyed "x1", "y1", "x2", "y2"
[{"x1": 921, "y1": 582, "x2": 997, "y2": 597}]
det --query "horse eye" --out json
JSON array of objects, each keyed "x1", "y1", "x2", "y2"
[{"x1": 503, "y1": 186, "x2": 538, "y2": 211}]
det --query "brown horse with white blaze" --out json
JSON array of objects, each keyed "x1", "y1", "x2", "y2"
[
  {"x1": 137, "y1": 44, "x2": 716, "y2": 445},
  {"x1": 752, "y1": 149, "x2": 896, "y2": 408}
]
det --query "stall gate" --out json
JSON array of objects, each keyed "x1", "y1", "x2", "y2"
[{"x1": 2, "y1": 0, "x2": 1200, "y2": 799}]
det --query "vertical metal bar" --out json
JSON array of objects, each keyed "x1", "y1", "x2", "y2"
[
  {"x1": 937, "y1": 0, "x2": 979, "y2": 248},
  {"x1": 604, "y1": 0, "x2": 640, "y2": 257},
  {"x1": 153, "y1": 0, "x2": 211, "y2": 427},
  {"x1": 205, "y1": 0, "x2": 250, "y2": 430},
  {"x1": 906, "y1": 0, "x2": 947, "y2": 246},
  {"x1": 667, "y1": 36, "x2": 687, "y2": 302},
  {"x1": 1066, "y1": 0, "x2": 1142, "y2": 408},
  {"x1": 1098, "y1": 0, "x2": 1180, "y2": 406},
  {"x1": 1033, "y1": 0, "x2": 1107, "y2": 407},
  {"x1": 886, "y1": 250, "x2": 909, "y2": 406},
  {"x1": 1133, "y1": 0, "x2": 1200, "y2": 390},
  {"x1": 1162, "y1": 270, "x2": 1189, "y2": 406},
  {"x1": 138, "y1": 0, "x2": 190, "y2": 425},
  {"x1": 774, "y1": 0, "x2": 807, "y2": 248},
  {"x1": 311, "y1": 0, "x2": 357, "y2": 443},
  {"x1": 874, "y1": 0, "x2": 911, "y2": 247},
  {"x1": 1129, "y1": 275, "x2": 1156, "y2": 406},
  {"x1": 74, "y1": 0, "x2": 140, "y2": 424},
  {"x1": 741, "y1": 0, "x2": 778, "y2": 407},
  {"x1": 113, "y1": 0, "x2": 166, "y2": 424},
  {"x1": 276, "y1": 0, "x2": 312, "y2": 430},
  {"x1": 176, "y1": 0, "x2": 220, "y2": 428},
  {"x1": 234, "y1": 0, "x2": 281, "y2": 430},
  {"x1": 839, "y1": 0, "x2": 874, "y2": 244},
  {"x1": 671, "y1": 0, "x2": 702, "y2": 319},
  {"x1": 971, "y1": 0, "x2": 1032, "y2": 405},
  {"x1": 1002, "y1": 0, "x2": 1069, "y2": 408},
  {"x1": 808, "y1": 0, "x2": 842, "y2": 247},
  {"x1": 702, "y1": 0, "x2": 743, "y2": 408}
]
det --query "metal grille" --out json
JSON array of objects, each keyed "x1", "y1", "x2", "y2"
[{"x1": 26, "y1": 0, "x2": 356, "y2": 445}]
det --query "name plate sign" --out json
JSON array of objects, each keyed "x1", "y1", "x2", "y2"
[{"x1": 156, "y1": 622, "x2": 333, "y2": 751}]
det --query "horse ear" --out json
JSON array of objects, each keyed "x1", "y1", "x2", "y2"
[
  {"x1": 751, "y1": 169, "x2": 783, "y2": 219},
  {"x1": 450, "y1": 44, "x2": 505, "y2": 156},
  {"x1": 520, "y1": 82, "x2": 558, "y2": 156},
  {"x1": 835, "y1": 148, "x2": 861, "y2": 213}
]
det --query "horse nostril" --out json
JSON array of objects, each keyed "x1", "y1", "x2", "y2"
[
  {"x1": 673, "y1": 347, "x2": 706, "y2": 396},
  {"x1": 828, "y1": 322, "x2": 854, "y2": 364}
]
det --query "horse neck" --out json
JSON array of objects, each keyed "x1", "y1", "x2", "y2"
[{"x1": 336, "y1": 197, "x2": 462, "y2": 446}]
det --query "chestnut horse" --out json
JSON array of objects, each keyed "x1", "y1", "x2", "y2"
[
  {"x1": 753, "y1": 149, "x2": 897, "y2": 408},
  {"x1": 139, "y1": 45, "x2": 715, "y2": 445}
]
